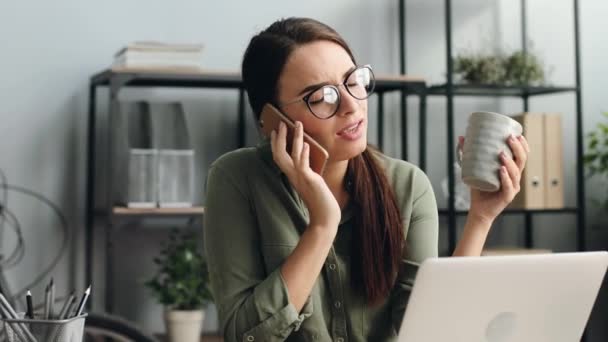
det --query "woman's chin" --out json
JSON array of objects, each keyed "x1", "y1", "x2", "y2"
[{"x1": 329, "y1": 138, "x2": 368, "y2": 161}]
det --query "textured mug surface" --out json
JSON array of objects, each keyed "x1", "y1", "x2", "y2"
[{"x1": 459, "y1": 111, "x2": 523, "y2": 192}]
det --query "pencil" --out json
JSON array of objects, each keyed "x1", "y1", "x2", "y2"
[
  {"x1": 58, "y1": 291, "x2": 75, "y2": 320},
  {"x1": 43, "y1": 283, "x2": 50, "y2": 320},
  {"x1": 74, "y1": 285, "x2": 91, "y2": 317},
  {"x1": 49, "y1": 277, "x2": 55, "y2": 319},
  {"x1": 0, "y1": 292, "x2": 36, "y2": 342},
  {"x1": 25, "y1": 290, "x2": 33, "y2": 319}
]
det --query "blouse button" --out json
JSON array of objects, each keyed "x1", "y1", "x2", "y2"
[
  {"x1": 329, "y1": 263, "x2": 337, "y2": 270},
  {"x1": 334, "y1": 301, "x2": 341, "y2": 309},
  {"x1": 246, "y1": 335, "x2": 255, "y2": 341},
  {"x1": 336, "y1": 338, "x2": 344, "y2": 342}
]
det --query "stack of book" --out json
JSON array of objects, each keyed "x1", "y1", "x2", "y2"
[{"x1": 112, "y1": 41, "x2": 204, "y2": 71}]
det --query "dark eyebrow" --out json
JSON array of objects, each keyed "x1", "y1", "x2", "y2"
[{"x1": 296, "y1": 66, "x2": 357, "y2": 96}]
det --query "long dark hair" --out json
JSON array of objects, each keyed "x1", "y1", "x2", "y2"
[{"x1": 242, "y1": 17, "x2": 404, "y2": 305}]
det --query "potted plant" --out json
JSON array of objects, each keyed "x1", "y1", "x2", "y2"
[
  {"x1": 453, "y1": 49, "x2": 545, "y2": 86},
  {"x1": 145, "y1": 229, "x2": 213, "y2": 342},
  {"x1": 583, "y1": 111, "x2": 608, "y2": 212},
  {"x1": 502, "y1": 50, "x2": 545, "y2": 86},
  {"x1": 453, "y1": 53, "x2": 506, "y2": 84}
]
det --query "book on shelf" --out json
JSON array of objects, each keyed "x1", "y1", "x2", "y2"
[
  {"x1": 112, "y1": 41, "x2": 204, "y2": 71},
  {"x1": 115, "y1": 41, "x2": 204, "y2": 54}
]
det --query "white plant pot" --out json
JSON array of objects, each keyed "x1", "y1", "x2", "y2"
[{"x1": 164, "y1": 309, "x2": 204, "y2": 342}]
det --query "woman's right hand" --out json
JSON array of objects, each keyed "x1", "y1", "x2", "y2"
[{"x1": 270, "y1": 121, "x2": 341, "y2": 231}]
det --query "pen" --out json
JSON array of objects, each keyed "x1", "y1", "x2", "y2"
[
  {"x1": 74, "y1": 285, "x2": 91, "y2": 317},
  {"x1": 26, "y1": 290, "x2": 33, "y2": 319},
  {"x1": 49, "y1": 278, "x2": 55, "y2": 319}
]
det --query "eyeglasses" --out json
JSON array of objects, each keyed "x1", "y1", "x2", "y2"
[{"x1": 279, "y1": 65, "x2": 376, "y2": 120}]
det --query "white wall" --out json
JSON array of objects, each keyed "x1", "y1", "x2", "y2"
[{"x1": 0, "y1": 0, "x2": 606, "y2": 339}]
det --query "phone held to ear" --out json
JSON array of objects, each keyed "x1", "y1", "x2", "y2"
[{"x1": 259, "y1": 103, "x2": 329, "y2": 175}]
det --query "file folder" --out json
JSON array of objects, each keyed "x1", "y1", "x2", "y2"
[
  {"x1": 510, "y1": 113, "x2": 545, "y2": 209},
  {"x1": 543, "y1": 114, "x2": 565, "y2": 208}
]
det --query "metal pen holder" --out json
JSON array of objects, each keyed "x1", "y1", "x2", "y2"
[{"x1": 2, "y1": 314, "x2": 86, "y2": 342}]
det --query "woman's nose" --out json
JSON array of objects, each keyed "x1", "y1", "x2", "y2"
[{"x1": 336, "y1": 86, "x2": 360, "y2": 117}]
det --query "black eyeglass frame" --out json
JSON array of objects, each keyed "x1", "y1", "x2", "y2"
[{"x1": 278, "y1": 64, "x2": 376, "y2": 120}]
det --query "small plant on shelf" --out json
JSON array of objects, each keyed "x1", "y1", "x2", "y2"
[
  {"x1": 583, "y1": 111, "x2": 608, "y2": 211},
  {"x1": 453, "y1": 53, "x2": 506, "y2": 85},
  {"x1": 453, "y1": 50, "x2": 545, "y2": 86},
  {"x1": 503, "y1": 51, "x2": 545, "y2": 86},
  {"x1": 145, "y1": 229, "x2": 212, "y2": 342}
]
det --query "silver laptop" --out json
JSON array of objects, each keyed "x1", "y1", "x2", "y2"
[{"x1": 398, "y1": 251, "x2": 608, "y2": 342}]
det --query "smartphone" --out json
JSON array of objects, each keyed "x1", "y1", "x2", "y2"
[{"x1": 259, "y1": 103, "x2": 329, "y2": 175}]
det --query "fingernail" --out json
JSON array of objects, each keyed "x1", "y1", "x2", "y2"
[
  {"x1": 500, "y1": 150, "x2": 505, "y2": 158},
  {"x1": 509, "y1": 134, "x2": 516, "y2": 141},
  {"x1": 502, "y1": 166, "x2": 507, "y2": 173}
]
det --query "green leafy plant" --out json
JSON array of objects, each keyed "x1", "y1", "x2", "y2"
[
  {"x1": 145, "y1": 229, "x2": 213, "y2": 310},
  {"x1": 453, "y1": 50, "x2": 545, "y2": 86},
  {"x1": 454, "y1": 53, "x2": 506, "y2": 84},
  {"x1": 583, "y1": 112, "x2": 608, "y2": 211},
  {"x1": 503, "y1": 51, "x2": 545, "y2": 86}
]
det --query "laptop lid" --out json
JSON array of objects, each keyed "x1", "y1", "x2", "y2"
[{"x1": 397, "y1": 251, "x2": 608, "y2": 342}]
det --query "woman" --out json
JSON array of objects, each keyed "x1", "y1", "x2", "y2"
[{"x1": 203, "y1": 17, "x2": 529, "y2": 342}]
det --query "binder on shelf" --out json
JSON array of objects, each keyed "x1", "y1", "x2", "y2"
[
  {"x1": 111, "y1": 101, "x2": 195, "y2": 209},
  {"x1": 510, "y1": 113, "x2": 545, "y2": 209},
  {"x1": 543, "y1": 114, "x2": 565, "y2": 209},
  {"x1": 111, "y1": 101, "x2": 158, "y2": 208},
  {"x1": 151, "y1": 102, "x2": 195, "y2": 208}
]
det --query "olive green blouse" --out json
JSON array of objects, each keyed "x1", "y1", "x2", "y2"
[{"x1": 203, "y1": 141, "x2": 438, "y2": 342}]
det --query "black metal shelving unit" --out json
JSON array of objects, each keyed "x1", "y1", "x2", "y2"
[
  {"x1": 85, "y1": 70, "x2": 245, "y2": 314},
  {"x1": 398, "y1": 0, "x2": 586, "y2": 255},
  {"x1": 85, "y1": 68, "x2": 428, "y2": 313}
]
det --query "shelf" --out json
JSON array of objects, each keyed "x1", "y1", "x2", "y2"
[
  {"x1": 91, "y1": 68, "x2": 242, "y2": 89},
  {"x1": 112, "y1": 206, "x2": 205, "y2": 217},
  {"x1": 91, "y1": 68, "x2": 427, "y2": 94},
  {"x1": 427, "y1": 84, "x2": 578, "y2": 97},
  {"x1": 439, "y1": 207, "x2": 578, "y2": 216},
  {"x1": 87, "y1": 66, "x2": 430, "y2": 313},
  {"x1": 374, "y1": 74, "x2": 426, "y2": 93}
]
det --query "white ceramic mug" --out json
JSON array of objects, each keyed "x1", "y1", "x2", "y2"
[{"x1": 457, "y1": 111, "x2": 523, "y2": 192}]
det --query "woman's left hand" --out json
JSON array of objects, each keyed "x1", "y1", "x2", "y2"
[{"x1": 462, "y1": 134, "x2": 530, "y2": 227}]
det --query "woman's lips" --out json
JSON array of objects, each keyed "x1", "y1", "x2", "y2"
[{"x1": 337, "y1": 119, "x2": 364, "y2": 140}]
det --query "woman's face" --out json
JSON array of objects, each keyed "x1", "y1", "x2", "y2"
[{"x1": 276, "y1": 40, "x2": 368, "y2": 162}]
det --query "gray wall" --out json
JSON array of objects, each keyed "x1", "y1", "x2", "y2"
[{"x1": 1, "y1": 0, "x2": 607, "y2": 338}]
